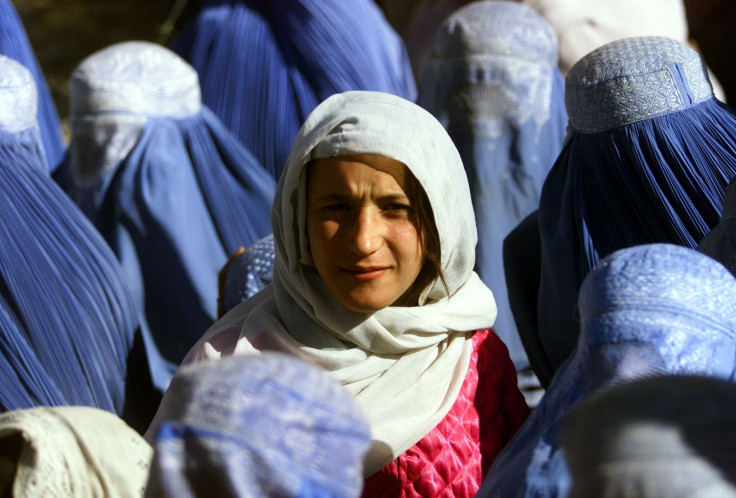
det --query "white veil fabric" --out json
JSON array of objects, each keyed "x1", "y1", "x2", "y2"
[{"x1": 177, "y1": 91, "x2": 498, "y2": 475}]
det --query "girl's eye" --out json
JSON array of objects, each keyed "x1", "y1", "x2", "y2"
[
  {"x1": 322, "y1": 203, "x2": 350, "y2": 212},
  {"x1": 385, "y1": 203, "x2": 412, "y2": 212}
]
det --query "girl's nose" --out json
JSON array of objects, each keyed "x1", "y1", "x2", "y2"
[{"x1": 349, "y1": 208, "x2": 382, "y2": 256}]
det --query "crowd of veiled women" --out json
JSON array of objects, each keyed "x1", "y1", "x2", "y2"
[{"x1": 1, "y1": 0, "x2": 736, "y2": 496}]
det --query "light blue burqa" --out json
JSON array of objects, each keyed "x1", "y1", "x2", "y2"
[
  {"x1": 418, "y1": 1, "x2": 568, "y2": 370},
  {"x1": 54, "y1": 42, "x2": 276, "y2": 386},
  {"x1": 145, "y1": 353, "x2": 371, "y2": 498}
]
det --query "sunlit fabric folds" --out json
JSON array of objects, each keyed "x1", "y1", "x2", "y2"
[
  {"x1": 172, "y1": 0, "x2": 417, "y2": 179},
  {"x1": 0, "y1": 56, "x2": 155, "y2": 429}
]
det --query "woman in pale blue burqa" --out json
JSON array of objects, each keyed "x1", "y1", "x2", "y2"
[
  {"x1": 145, "y1": 353, "x2": 371, "y2": 497},
  {"x1": 0, "y1": 0, "x2": 64, "y2": 170},
  {"x1": 478, "y1": 243, "x2": 736, "y2": 497},
  {"x1": 171, "y1": 0, "x2": 417, "y2": 180},
  {"x1": 0, "y1": 55, "x2": 157, "y2": 432},
  {"x1": 54, "y1": 42, "x2": 276, "y2": 388},
  {"x1": 417, "y1": 1, "x2": 568, "y2": 375},
  {"x1": 534, "y1": 36, "x2": 736, "y2": 383}
]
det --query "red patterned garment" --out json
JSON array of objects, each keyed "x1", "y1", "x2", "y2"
[{"x1": 362, "y1": 329, "x2": 530, "y2": 497}]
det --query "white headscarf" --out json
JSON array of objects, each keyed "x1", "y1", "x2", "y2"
[{"x1": 180, "y1": 91, "x2": 497, "y2": 475}]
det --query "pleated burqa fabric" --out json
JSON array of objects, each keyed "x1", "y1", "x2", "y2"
[
  {"x1": 417, "y1": 1, "x2": 568, "y2": 371},
  {"x1": 478, "y1": 244, "x2": 736, "y2": 498},
  {"x1": 699, "y1": 176, "x2": 736, "y2": 276},
  {"x1": 561, "y1": 376, "x2": 736, "y2": 498},
  {"x1": 0, "y1": 0, "x2": 64, "y2": 171},
  {"x1": 0, "y1": 55, "x2": 158, "y2": 433},
  {"x1": 53, "y1": 42, "x2": 276, "y2": 383},
  {"x1": 535, "y1": 36, "x2": 736, "y2": 382},
  {"x1": 145, "y1": 354, "x2": 370, "y2": 498},
  {"x1": 172, "y1": 0, "x2": 417, "y2": 180}
]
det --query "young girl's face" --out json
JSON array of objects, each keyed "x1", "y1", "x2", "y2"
[{"x1": 306, "y1": 154, "x2": 424, "y2": 313}]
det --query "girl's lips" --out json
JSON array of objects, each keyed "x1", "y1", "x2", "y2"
[{"x1": 342, "y1": 266, "x2": 389, "y2": 281}]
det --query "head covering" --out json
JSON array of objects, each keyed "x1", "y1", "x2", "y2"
[
  {"x1": 0, "y1": 406, "x2": 152, "y2": 497},
  {"x1": 418, "y1": 0, "x2": 567, "y2": 370},
  {"x1": 171, "y1": 0, "x2": 417, "y2": 179},
  {"x1": 145, "y1": 354, "x2": 370, "y2": 498},
  {"x1": 53, "y1": 41, "x2": 276, "y2": 378},
  {"x1": 478, "y1": 243, "x2": 736, "y2": 498},
  {"x1": 222, "y1": 234, "x2": 275, "y2": 315},
  {"x1": 518, "y1": 0, "x2": 688, "y2": 74},
  {"x1": 0, "y1": 54, "x2": 157, "y2": 431},
  {"x1": 561, "y1": 375, "x2": 736, "y2": 497},
  {"x1": 699, "y1": 176, "x2": 736, "y2": 276},
  {"x1": 536, "y1": 36, "x2": 736, "y2": 378},
  {"x1": 183, "y1": 91, "x2": 497, "y2": 475},
  {"x1": 0, "y1": 0, "x2": 64, "y2": 170}
]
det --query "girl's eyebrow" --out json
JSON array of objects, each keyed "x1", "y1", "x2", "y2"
[{"x1": 311, "y1": 192, "x2": 410, "y2": 203}]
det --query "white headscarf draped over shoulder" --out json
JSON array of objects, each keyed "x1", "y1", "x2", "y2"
[{"x1": 190, "y1": 91, "x2": 497, "y2": 475}]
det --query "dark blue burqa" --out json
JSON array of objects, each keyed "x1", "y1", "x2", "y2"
[{"x1": 172, "y1": 0, "x2": 417, "y2": 179}]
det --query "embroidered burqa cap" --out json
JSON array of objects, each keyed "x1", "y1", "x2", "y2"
[
  {"x1": 536, "y1": 36, "x2": 736, "y2": 381},
  {"x1": 479, "y1": 243, "x2": 736, "y2": 497},
  {"x1": 145, "y1": 353, "x2": 370, "y2": 498}
]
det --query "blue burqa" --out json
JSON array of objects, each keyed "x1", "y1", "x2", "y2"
[
  {"x1": 172, "y1": 0, "x2": 417, "y2": 179},
  {"x1": 0, "y1": 55, "x2": 157, "y2": 432}
]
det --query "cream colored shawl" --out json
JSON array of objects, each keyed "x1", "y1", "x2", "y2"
[
  {"x1": 0, "y1": 406, "x2": 152, "y2": 497},
  {"x1": 177, "y1": 91, "x2": 497, "y2": 475}
]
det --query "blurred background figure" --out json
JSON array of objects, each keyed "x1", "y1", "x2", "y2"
[
  {"x1": 0, "y1": 406, "x2": 152, "y2": 497},
  {"x1": 417, "y1": 1, "x2": 567, "y2": 395},
  {"x1": 699, "y1": 176, "x2": 736, "y2": 276},
  {"x1": 479, "y1": 243, "x2": 736, "y2": 497},
  {"x1": 171, "y1": 0, "x2": 417, "y2": 180},
  {"x1": 54, "y1": 41, "x2": 276, "y2": 388},
  {"x1": 561, "y1": 376, "x2": 736, "y2": 498},
  {"x1": 0, "y1": 54, "x2": 158, "y2": 433},
  {"x1": 534, "y1": 36, "x2": 736, "y2": 384},
  {"x1": 0, "y1": 0, "x2": 65, "y2": 171},
  {"x1": 145, "y1": 353, "x2": 371, "y2": 498}
]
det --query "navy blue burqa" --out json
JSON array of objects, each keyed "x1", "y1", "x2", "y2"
[
  {"x1": 172, "y1": 0, "x2": 417, "y2": 179},
  {"x1": 535, "y1": 36, "x2": 736, "y2": 382}
]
